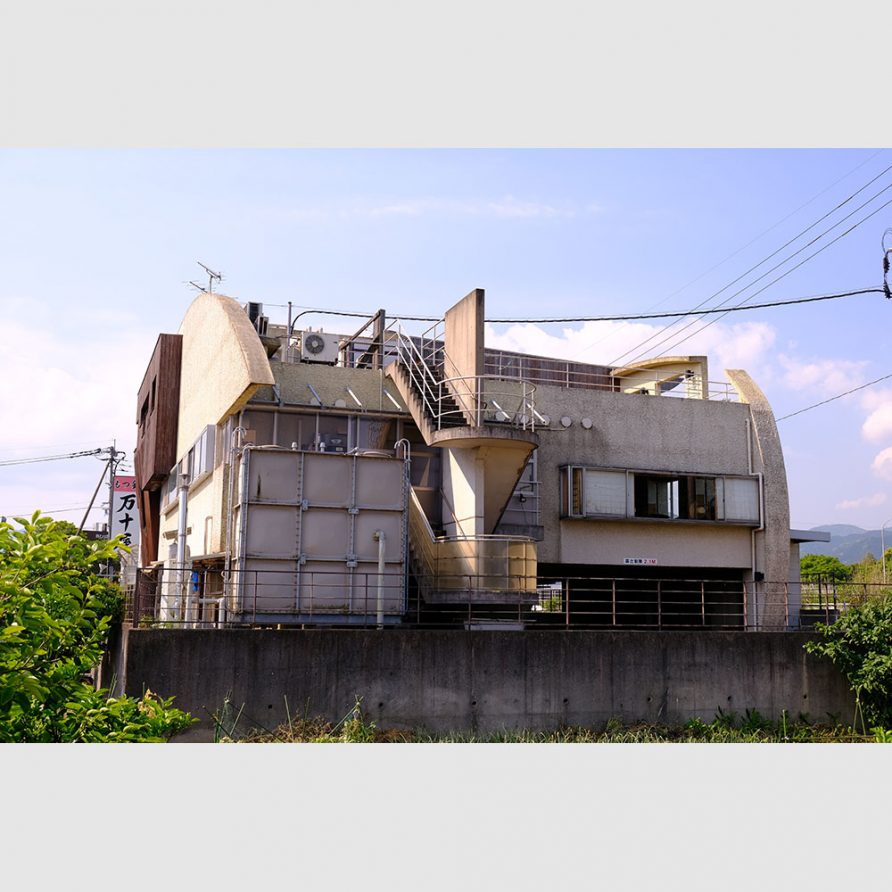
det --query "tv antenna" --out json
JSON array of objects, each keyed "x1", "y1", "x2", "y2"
[{"x1": 197, "y1": 260, "x2": 223, "y2": 294}]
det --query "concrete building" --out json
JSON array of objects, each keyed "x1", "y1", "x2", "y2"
[{"x1": 133, "y1": 287, "x2": 821, "y2": 631}]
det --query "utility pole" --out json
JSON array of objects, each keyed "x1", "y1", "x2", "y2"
[
  {"x1": 78, "y1": 447, "x2": 115, "y2": 535},
  {"x1": 77, "y1": 444, "x2": 124, "y2": 544},
  {"x1": 105, "y1": 440, "x2": 125, "y2": 537}
]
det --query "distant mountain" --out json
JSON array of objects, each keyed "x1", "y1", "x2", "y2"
[
  {"x1": 799, "y1": 524, "x2": 888, "y2": 564},
  {"x1": 810, "y1": 524, "x2": 869, "y2": 538}
]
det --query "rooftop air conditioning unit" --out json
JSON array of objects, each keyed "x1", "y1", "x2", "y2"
[
  {"x1": 300, "y1": 330, "x2": 340, "y2": 364},
  {"x1": 243, "y1": 302, "x2": 269, "y2": 337}
]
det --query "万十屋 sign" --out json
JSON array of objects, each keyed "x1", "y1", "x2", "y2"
[
  {"x1": 623, "y1": 557, "x2": 657, "y2": 566},
  {"x1": 111, "y1": 476, "x2": 139, "y2": 550}
]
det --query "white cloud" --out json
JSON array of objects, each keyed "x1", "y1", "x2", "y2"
[
  {"x1": 778, "y1": 354, "x2": 868, "y2": 395},
  {"x1": 0, "y1": 297, "x2": 153, "y2": 523},
  {"x1": 860, "y1": 388, "x2": 892, "y2": 411},
  {"x1": 836, "y1": 492, "x2": 888, "y2": 510},
  {"x1": 862, "y1": 401, "x2": 892, "y2": 443},
  {"x1": 485, "y1": 318, "x2": 777, "y2": 380},
  {"x1": 872, "y1": 448, "x2": 892, "y2": 482},
  {"x1": 0, "y1": 315, "x2": 151, "y2": 457}
]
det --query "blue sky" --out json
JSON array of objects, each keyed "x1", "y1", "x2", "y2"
[{"x1": 2, "y1": 148, "x2": 891, "y2": 531}]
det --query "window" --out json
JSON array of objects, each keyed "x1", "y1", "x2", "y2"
[
  {"x1": 560, "y1": 466, "x2": 759, "y2": 525},
  {"x1": 723, "y1": 476, "x2": 760, "y2": 522},
  {"x1": 633, "y1": 474, "x2": 716, "y2": 520},
  {"x1": 317, "y1": 414, "x2": 348, "y2": 453},
  {"x1": 191, "y1": 425, "x2": 215, "y2": 480},
  {"x1": 584, "y1": 469, "x2": 626, "y2": 516},
  {"x1": 162, "y1": 461, "x2": 180, "y2": 507},
  {"x1": 139, "y1": 396, "x2": 149, "y2": 438}
]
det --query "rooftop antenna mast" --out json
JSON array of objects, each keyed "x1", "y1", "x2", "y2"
[{"x1": 197, "y1": 261, "x2": 223, "y2": 294}]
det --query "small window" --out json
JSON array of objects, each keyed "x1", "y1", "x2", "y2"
[
  {"x1": 191, "y1": 425, "x2": 215, "y2": 480},
  {"x1": 317, "y1": 414, "x2": 349, "y2": 453},
  {"x1": 162, "y1": 461, "x2": 180, "y2": 507},
  {"x1": 584, "y1": 469, "x2": 627, "y2": 516},
  {"x1": 724, "y1": 476, "x2": 759, "y2": 522},
  {"x1": 139, "y1": 396, "x2": 149, "y2": 436},
  {"x1": 634, "y1": 474, "x2": 717, "y2": 520}
]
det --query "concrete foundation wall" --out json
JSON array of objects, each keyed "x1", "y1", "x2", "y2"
[{"x1": 117, "y1": 629, "x2": 855, "y2": 741}]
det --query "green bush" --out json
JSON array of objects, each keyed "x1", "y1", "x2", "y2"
[
  {"x1": 0, "y1": 512, "x2": 193, "y2": 742},
  {"x1": 804, "y1": 592, "x2": 892, "y2": 729}
]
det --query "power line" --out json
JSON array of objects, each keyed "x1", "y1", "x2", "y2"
[
  {"x1": 4, "y1": 506, "x2": 92, "y2": 516},
  {"x1": 615, "y1": 191, "x2": 892, "y2": 367},
  {"x1": 282, "y1": 286, "x2": 882, "y2": 329},
  {"x1": 609, "y1": 162, "x2": 892, "y2": 367},
  {"x1": 485, "y1": 288, "x2": 881, "y2": 323},
  {"x1": 568, "y1": 149, "x2": 888, "y2": 361},
  {"x1": 636, "y1": 196, "x2": 892, "y2": 363},
  {"x1": 0, "y1": 448, "x2": 103, "y2": 468},
  {"x1": 776, "y1": 372, "x2": 892, "y2": 422}
]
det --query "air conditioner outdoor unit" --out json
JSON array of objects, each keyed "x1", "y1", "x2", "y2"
[{"x1": 300, "y1": 330, "x2": 340, "y2": 364}]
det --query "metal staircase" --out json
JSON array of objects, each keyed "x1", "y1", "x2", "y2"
[
  {"x1": 407, "y1": 490, "x2": 537, "y2": 604},
  {"x1": 387, "y1": 320, "x2": 538, "y2": 437},
  {"x1": 386, "y1": 317, "x2": 540, "y2": 607}
]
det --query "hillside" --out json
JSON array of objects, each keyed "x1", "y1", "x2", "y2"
[{"x1": 799, "y1": 524, "x2": 888, "y2": 564}]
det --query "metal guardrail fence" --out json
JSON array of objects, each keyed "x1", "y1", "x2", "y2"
[
  {"x1": 408, "y1": 490, "x2": 537, "y2": 602},
  {"x1": 127, "y1": 568, "x2": 866, "y2": 631},
  {"x1": 391, "y1": 321, "x2": 537, "y2": 431}
]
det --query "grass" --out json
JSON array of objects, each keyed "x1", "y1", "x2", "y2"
[{"x1": 212, "y1": 698, "x2": 883, "y2": 743}]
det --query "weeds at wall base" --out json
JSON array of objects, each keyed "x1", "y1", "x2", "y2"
[{"x1": 208, "y1": 697, "x2": 885, "y2": 743}]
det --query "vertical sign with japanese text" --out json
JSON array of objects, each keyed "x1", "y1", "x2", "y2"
[{"x1": 111, "y1": 476, "x2": 140, "y2": 550}]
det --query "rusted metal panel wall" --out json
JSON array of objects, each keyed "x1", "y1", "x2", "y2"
[{"x1": 231, "y1": 448, "x2": 407, "y2": 621}]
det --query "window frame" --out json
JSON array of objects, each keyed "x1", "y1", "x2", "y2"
[{"x1": 559, "y1": 464, "x2": 760, "y2": 526}]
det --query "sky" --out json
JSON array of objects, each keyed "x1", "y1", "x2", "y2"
[
  {"x1": 3, "y1": 3, "x2": 890, "y2": 883},
  {"x1": 1, "y1": 148, "x2": 892, "y2": 532}
]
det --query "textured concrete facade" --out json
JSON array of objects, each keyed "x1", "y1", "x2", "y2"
[
  {"x1": 727, "y1": 369, "x2": 792, "y2": 626},
  {"x1": 117, "y1": 629, "x2": 855, "y2": 741},
  {"x1": 177, "y1": 292, "x2": 275, "y2": 456},
  {"x1": 531, "y1": 381, "x2": 756, "y2": 565}
]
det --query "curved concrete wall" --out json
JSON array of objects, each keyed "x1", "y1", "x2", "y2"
[
  {"x1": 177, "y1": 292, "x2": 275, "y2": 457},
  {"x1": 726, "y1": 369, "x2": 792, "y2": 628}
]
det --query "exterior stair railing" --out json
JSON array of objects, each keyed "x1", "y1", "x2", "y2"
[
  {"x1": 408, "y1": 489, "x2": 537, "y2": 601},
  {"x1": 391, "y1": 320, "x2": 537, "y2": 431}
]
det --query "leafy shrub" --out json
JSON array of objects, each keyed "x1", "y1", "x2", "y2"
[
  {"x1": 0, "y1": 512, "x2": 193, "y2": 742},
  {"x1": 804, "y1": 592, "x2": 892, "y2": 729}
]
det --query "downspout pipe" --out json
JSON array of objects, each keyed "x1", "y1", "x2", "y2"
[
  {"x1": 175, "y1": 470, "x2": 191, "y2": 624},
  {"x1": 745, "y1": 416, "x2": 766, "y2": 629},
  {"x1": 374, "y1": 529, "x2": 386, "y2": 629},
  {"x1": 222, "y1": 424, "x2": 246, "y2": 626}
]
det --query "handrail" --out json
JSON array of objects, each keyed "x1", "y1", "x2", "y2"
[
  {"x1": 391, "y1": 320, "x2": 538, "y2": 431},
  {"x1": 408, "y1": 490, "x2": 537, "y2": 596},
  {"x1": 438, "y1": 374, "x2": 537, "y2": 430}
]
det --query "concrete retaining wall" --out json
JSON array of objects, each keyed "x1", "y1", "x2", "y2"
[{"x1": 116, "y1": 629, "x2": 855, "y2": 741}]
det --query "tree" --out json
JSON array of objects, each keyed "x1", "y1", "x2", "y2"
[
  {"x1": 0, "y1": 512, "x2": 193, "y2": 742},
  {"x1": 804, "y1": 592, "x2": 892, "y2": 730},
  {"x1": 800, "y1": 554, "x2": 852, "y2": 582}
]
